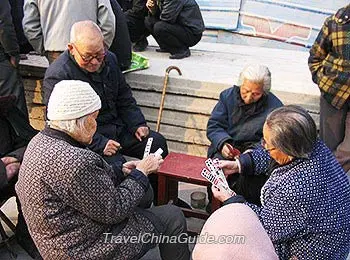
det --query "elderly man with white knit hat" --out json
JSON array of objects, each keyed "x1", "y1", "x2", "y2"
[{"x1": 16, "y1": 80, "x2": 190, "y2": 260}]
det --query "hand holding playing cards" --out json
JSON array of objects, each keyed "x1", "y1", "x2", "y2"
[
  {"x1": 211, "y1": 185, "x2": 234, "y2": 202},
  {"x1": 137, "y1": 154, "x2": 163, "y2": 176},
  {"x1": 219, "y1": 160, "x2": 239, "y2": 176}
]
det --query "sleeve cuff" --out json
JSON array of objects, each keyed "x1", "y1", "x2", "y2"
[
  {"x1": 238, "y1": 153, "x2": 255, "y2": 175},
  {"x1": 128, "y1": 169, "x2": 149, "y2": 190},
  {"x1": 223, "y1": 195, "x2": 246, "y2": 206}
]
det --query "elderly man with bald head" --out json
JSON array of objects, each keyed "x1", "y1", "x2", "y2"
[{"x1": 43, "y1": 21, "x2": 168, "y2": 202}]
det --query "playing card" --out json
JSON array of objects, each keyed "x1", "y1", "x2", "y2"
[
  {"x1": 154, "y1": 148, "x2": 163, "y2": 157},
  {"x1": 143, "y1": 137, "x2": 153, "y2": 159}
]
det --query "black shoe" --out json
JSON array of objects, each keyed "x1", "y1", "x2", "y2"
[
  {"x1": 156, "y1": 48, "x2": 169, "y2": 53},
  {"x1": 133, "y1": 38, "x2": 148, "y2": 52},
  {"x1": 169, "y1": 49, "x2": 191, "y2": 59}
]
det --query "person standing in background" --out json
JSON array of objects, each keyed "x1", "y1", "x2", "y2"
[
  {"x1": 0, "y1": 0, "x2": 28, "y2": 118},
  {"x1": 308, "y1": 4, "x2": 350, "y2": 173},
  {"x1": 22, "y1": 0, "x2": 116, "y2": 63}
]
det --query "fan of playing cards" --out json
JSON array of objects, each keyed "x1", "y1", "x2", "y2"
[{"x1": 201, "y1": 158, "x2": 235, "y2": 196}]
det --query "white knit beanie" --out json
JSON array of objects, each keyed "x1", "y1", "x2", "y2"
[{"x1": 47, "y1": 80, "x2": 101, "y2": 121}]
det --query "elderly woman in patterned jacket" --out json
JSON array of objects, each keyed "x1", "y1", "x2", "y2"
[
  {"x1": 16, "y1": 80, "x2": 190, "y2": 260},
  {"x1": 212, "y1": 105, "x2": 350, "y2": 259}
]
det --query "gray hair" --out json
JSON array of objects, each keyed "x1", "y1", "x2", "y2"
[
  {"x1": 237, "y1": 64, "x2": 271, "y2": 94},
  {"x1": 48, "y1": 115, "x2": 90, "y2": 136},
  {"x1": 265, "y1": 105, "x2": 317, "y2": 158},
  {"x1": 70, "y1": 20, "x2": 102, "y2": 43}
]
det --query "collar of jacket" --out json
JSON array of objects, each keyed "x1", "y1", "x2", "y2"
[
  {"x1": 42, "y1": 127, "x2": 87, "y2": 148},
  {"x1": 335, "y1": 4, "x2": 350, "y2": 25}
]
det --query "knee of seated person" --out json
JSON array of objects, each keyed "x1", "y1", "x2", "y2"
[
  {"x1": 153, "y1": 22, "x2": 168, "y2": 36},
  {"x1": 165, "y1": 205, "x2": 186, "y2": 230}
]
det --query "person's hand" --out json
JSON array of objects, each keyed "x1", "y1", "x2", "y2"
[
  {"x1": 135, "y1": 126, "x2": 149, "y2": 141},
  {"x1": 1, "y1": 157, "x2": 20, "y2": 181},
  {"x1": 136, "y1": 154, "x2": 163, "y2": 176},
  {"x1": 103, "y1": 140, "x2": 121, "y2": 156},
  {"x1": 1, "y1": 157, "x2": 19, "y2": 165},
  {"x1": 218, "y1": 160, "x2": 239, "y2": 177},
  {"x1": 211, "y1": 185, "x2": 233, "y2": 202},
  {"x1": 122, "y1": 160, "x2": 140, "y2": 175},
  {"x1": 5, "y1": 162, "x2": 20, "y2": 180},
  {"x1": 146, "y1": 0, "x2": 155, "y2": 12},
  {"x1": 221, "y1": 143, "x2": 234, "y2": 159},
  {"x1": 10, "y1": 56, "x2": 19, "y2": 68}
]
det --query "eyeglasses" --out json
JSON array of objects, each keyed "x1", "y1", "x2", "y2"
[
  {"x1": 261, "y1": 138, "x2": 276, "y2": 152},
  {"x1": 72, "y1": 43, "x2": 106, "y2": 63}
]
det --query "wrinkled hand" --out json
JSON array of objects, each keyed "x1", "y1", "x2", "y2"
[
  {"x1": 103, "y1": 140, "x2": 121, "y2": 156},
  {"x1": 135, "y1": 126, "x2": 149, "y2": 142},
  {"x1": 1, "y1": 157, "x2": 19, "y2": 166},
  {"x1": 136, "y1": 154, "x2": 163, "y2": 176},
  {"x1": 218, "y1": 160, "x2": 239, "y2": 177},
  {"x1": 146, "y1": 0, "x2": 155, "y2": 12},
  {"x1": 122, "y1": 160, "x2": 140, "y2": 175},
  {"x1": 211, "y1": 185, "x2": 233, "y2": 202},
  {"x1": 1, "y1": 157, "x2": 20, "y2": 181},
  {"x1": 221, "y1": 143, "x2": 238, "y2": 159}
]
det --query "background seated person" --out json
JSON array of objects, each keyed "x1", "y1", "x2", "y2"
[
  {"x1": 0, "y1": 95, "x2": 40, "y2": 259},
  {"x1": 206, "y1": 64, "x2": 283, "y2": 207},
  {"x1": 43, "y1": 20, "x2": 168, "y2": 203},
  {"x1": 144, "y1": 0, "x2": 205, "y2": 59},
  {"x1": 16, "y1": 80, "x2": 190, "y2": 260},
  {"x1": 116, "y1": 0, "x2": 149, "y2": 52},
  {"x1": 213, "y1": 105, "x2": 350, "y2": 259}
]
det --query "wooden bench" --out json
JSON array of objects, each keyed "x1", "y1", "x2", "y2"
[{"x1": 156, "y1": 152, "x2": 221, "y2": 219}]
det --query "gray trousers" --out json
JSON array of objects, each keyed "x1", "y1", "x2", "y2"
[
  {"x1": 320, "y1": 96, "x2": 350, "y2": 172},
  {"x1": 0, "y1": 59, "x2": 28, "y2": 118},
  {"x1": 145, "y1": 205, "x2": 190, "y2": 260}
]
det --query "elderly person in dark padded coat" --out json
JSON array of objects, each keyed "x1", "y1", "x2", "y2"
[
  {"x1": 16, "y1": 80, "x2": 190, "y2": 260},
  {"x1": 44, "y1": 20, "x2": 168, "y2": 203},
  {"x1": 206, "y1": 64, "x2": 283, "y2": 209},
  {"x1": 212, "y1": 106, "x2": 350, "y2": 259}
]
